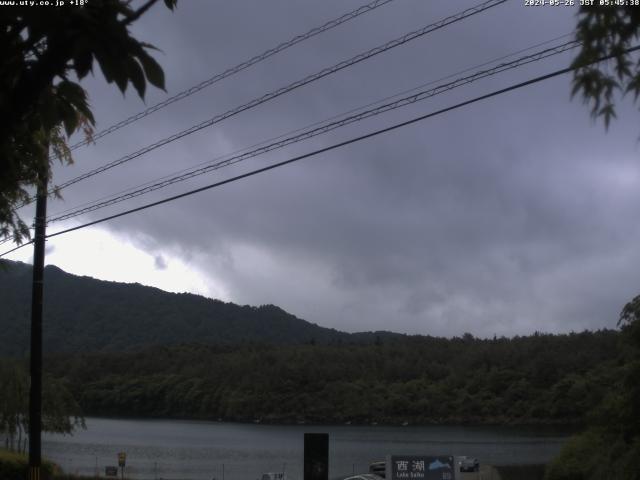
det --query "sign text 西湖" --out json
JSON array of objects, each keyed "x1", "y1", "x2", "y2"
[{"x1": 390, "y1": 456, "x2": 454, "y2": 480}]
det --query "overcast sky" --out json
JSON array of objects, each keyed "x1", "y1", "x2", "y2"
[{"x1": 7, "y1": 0, "x2": 640, "y2": 337}]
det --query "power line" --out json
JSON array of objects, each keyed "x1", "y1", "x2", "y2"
[
  {"x1": 1, "y1": 29, "x2": 573, "y2": 247},
  {"x1": 35, "y1": 45, "x2": 638, "y2": 243},
  {"x1": 38, "y1": 31, "x2": 577, "y2": 222},
  {"x1": 18, "y1": 0, "x2": 397, "y2": 209},
  {"x1": 66, "y1": 0, "x2": 397, "y2": 152},
  {"x1": 6, "y1": 44, "x2": 633, "y2": 259},
  {"x1": 46, "y1": 0, "x2": 508, "y2": 195},
  {"x1": 16, "y1": 0, "x2": 396, "y2": 211},
  {"x1": 46, "y1": 40, "x2": 579, "y2": 224},
  {"x1": 0, "y1": 240, "x2": 34, "y2": 257}
]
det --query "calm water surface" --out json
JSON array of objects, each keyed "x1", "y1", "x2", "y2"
[{"x1": 42, "y1": 417, "x2": 572, "y2": 480}]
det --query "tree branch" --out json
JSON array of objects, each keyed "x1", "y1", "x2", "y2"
[{"x1": 122, "y1": 0, "x2": 160, "y2": 26}]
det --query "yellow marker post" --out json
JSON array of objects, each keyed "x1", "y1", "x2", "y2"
[
  {"x1": 118, "y1": 452, "x2": 127, "y2": 480},
  {"x1": 28, "y1": 466, "x2": 40, "y2": 480}
]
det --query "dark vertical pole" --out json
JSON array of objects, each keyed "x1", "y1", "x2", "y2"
[
  {"x1": 29, "y1": 176, "x2": 47, "y2": 480},
  {"x1": 303, "y1": 433, "x2": 328, "y2": 480}
]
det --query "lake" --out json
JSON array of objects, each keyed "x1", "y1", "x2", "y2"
[{"x1": 42, "y1": 417, "x2": 572, "y2": 480}]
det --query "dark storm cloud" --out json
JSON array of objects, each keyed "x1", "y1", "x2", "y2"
[
  {"x1": 46, "y1": 0, "x2": 640, "y2": 336},
  {"x1": 154, "y1": 254, "x2": 168, "y2": 271}
]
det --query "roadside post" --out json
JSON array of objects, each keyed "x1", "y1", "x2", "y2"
[
  {"x1": 118, "y1": 452, "x2": 126, "y2": 480},
  {"x1": 303, "y1": 433, "x2": 328, "y2": 480}
]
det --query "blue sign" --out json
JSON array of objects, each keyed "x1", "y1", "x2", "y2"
[{"x1": 390, "y1": 456, "x2": 454, "y2": 480}]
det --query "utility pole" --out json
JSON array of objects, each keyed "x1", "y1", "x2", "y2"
[
  {"x1": 29, "y1": 173, "x2": 47, "y2": 480},
  {"x1": 303, "y1": 433, "x2": 328, "y2": 480}
]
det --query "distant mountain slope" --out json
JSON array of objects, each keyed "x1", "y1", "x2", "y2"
[{"x1": 0, "y1": 260, "x2": 401, "y2": 355}]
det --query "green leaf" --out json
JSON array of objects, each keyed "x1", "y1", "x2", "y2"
[
  {"x1": 56, "y1": 81, "x2": 95, "y2": 126},
  {"x1": 94, "y1": 47, "x2": 128, "y2": 94},
  {"x1": 164, "y1": 0, "x2": 178, "y2": 10},
  {"x1": 599, "y1": 104, "x2": 617, "y2": 130},
  {"x1": 94, "y1": 48, "x2": 115, "y2": 84},
  {"x1": 59, "y1": 102, "x2": 79, "y2": 137},
  {"x1": 73, "y1": 49, "x2": 94, "y2": 79},
  {"x1": 138, "y1": 41, "x2": 161, "y2": 52},
  {"x1": 113, "y1": 64, "x2": 129, "y2": 94},
  {"x1": 625, "y1": 75, "x2": 640, "y2": 101},
  {"x1": 136, "y1": 47, "x2": 165, "y2": 91},
  {"x1": 56, "y1": 80, "x2": 84, "y2": 101},
  {"x1": 127, "y1": 58, "x2": 146, "y2": 99}
]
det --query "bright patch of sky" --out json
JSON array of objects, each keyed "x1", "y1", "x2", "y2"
[{"x1": 6, "y1": 225, "x2": 228, "y2": 301}]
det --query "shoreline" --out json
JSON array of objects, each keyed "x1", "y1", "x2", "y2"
[{"x1": 76, "y1": 414, "x2": 582, "y2": 431}]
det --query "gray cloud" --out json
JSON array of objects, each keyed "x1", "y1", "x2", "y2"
[
  {"x1": 44, "y1": 0, "x2": 640, "y2": 337},
  {"x1": 154, "y1": 254, "x2": 168, "y2": 271}
]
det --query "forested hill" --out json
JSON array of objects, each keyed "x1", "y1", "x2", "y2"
[
  {"x1": 0, "y1": 259, "x2": 400, "y2": 355},
  {"x1": 46, "y1": 331, "x2": 621, "y2": 426},
  {"x1": 1, "y1": 259, "x2": 625, "y2": 426}
]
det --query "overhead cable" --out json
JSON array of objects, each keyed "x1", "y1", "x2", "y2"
[
  {"x1": 17, "y1": 0, "x2": 397, "y2": 210},
  {"x1": 37, "y1": 45, "x2": 640, "y2": 243},
  {"x1": 46, "y1": 40, "x2": 579, "y2": 224},
  {"x1": 47, "y1": 0, "x2": 508, "y2": 195},
  {"x1": 1, "y1": 31, "x2": 575, "y2": 245},
  {"x1": 0, "y1": 241, "x2": 34, "y2": 257},
  {"x1": 66, "y1": 0, "x2": 397, "y2": 152},
  {"x1": 2, "y1": 44, "x2": 638, "y2": 258}
]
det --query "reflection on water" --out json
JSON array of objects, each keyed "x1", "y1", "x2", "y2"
[{"x1": 43, "y1": 417, "x2": 571, "y2": 480}]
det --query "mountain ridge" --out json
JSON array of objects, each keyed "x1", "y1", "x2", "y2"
[{"x1": 0, "y1": 259, "x2": 403, "y2": 355}]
